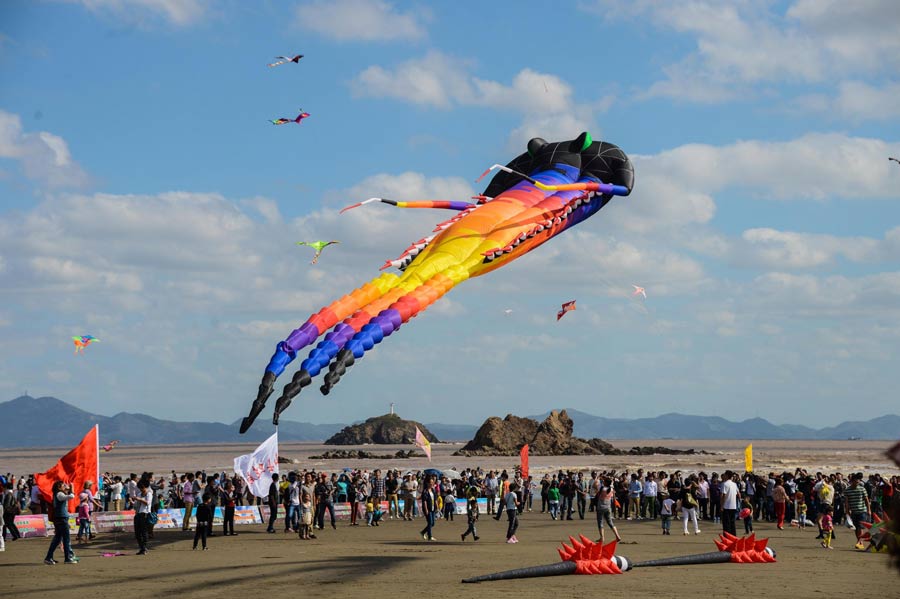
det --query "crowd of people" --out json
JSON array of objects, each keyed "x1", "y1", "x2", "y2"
[{"x1": 1, "y1": 466, "x2": 897, "y2": 561}]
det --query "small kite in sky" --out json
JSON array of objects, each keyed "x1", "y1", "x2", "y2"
[
  {"x1": 270, "y1": 110, "x2": 310, "y2": 126},
  {"x1": 297, "y1": 240, "x2": 340, "y2": 265},
  {"x1": 268, "y1": 55, "x2": 304, "y2": 68},
  {"x1": 504, "y1": 309, "x2": 513, "y2": 315},
  {"x1": 890, "y1": 157, "x2": 900, "y2": 165},
  {"x1": 72, "y1": 335, "x2": 99, "y2": 355},
  {"x1": 102, "y1": 440, "x2": 120, "y2": 452},
  {"x1": 632, "y1": 285, "x2": 647, "y2": 299},
  {"x1": 557, "y1": 300, "x2": 576, "y2": 321}
]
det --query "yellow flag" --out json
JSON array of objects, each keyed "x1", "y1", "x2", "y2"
[{"x1": 744, "y1": 443, "x2": 753, "y2": 472}]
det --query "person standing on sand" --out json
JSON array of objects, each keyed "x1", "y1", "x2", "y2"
[
  {"x1": 720, "y1": 470, "x2": 740, "y2": 536},
  {"x1": 420, "y1": 477, "x2": 437, "y2": 541},
  {"x1": 44, "y1": 481, "x2": 77, "y2": 564},
  {"x1": 2, "y1": 482, "x2": 21, "y2": 542},
  {"x1": 503, "y1": 482, "x2": 520, "y2": 543},
  {"x1": 221, "y1": 481, "x2": 237, "y2": 536},
  {"x1": 595, "y1": 478, "x2": 621, "y2": 543},
  {"x1": 772, "y1": 477, "x2": 788, "y2": 530},
  {"x1": 182, "y1": 473, "x2": 195, "y2": 531},
  {"x1": 193, "y1": 494, "x2": 211, "y2": 550},
  {"x1": 460, "y1": 486, "x2": 480, "y2": 542},
  {"x1": 845, "y1": 472, "x2": 871, "y2": 550},
  {"x1": 266, "y1": 473, "x2": 279, "y2": 533},
  {"x1": 132, "y1": 479, "x2": 152, "y2": 556}
]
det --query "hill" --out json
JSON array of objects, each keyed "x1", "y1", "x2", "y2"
[
  {"x1": 324, "y1": 413, "x2": 439, "y2": 445},
  {"x1": 0, "y1": 395, "x2": 343, "y2": 447},
  {"x1": 530, "y1": 409, "x2": 899, "y2": 440}
]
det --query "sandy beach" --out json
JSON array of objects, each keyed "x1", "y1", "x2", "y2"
[
  {"x1": 3, "y1": 504, "x2": 896, "y2": 598},
  {"x1": 3, "y1": 438, "x2": 898, "y2": 478}
]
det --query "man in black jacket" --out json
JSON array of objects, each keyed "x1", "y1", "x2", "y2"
[{"x1": 266, "y1": 474, "x2": 279, "y2": 533}]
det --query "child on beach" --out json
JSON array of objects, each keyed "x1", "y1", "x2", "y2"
[
  {"x1": 820, "y1": 505, "x2": 834, "y2": 549},
  {"x1": 660, "y1": 494, "x2": 674, "y2": 535},
  {"x1": 365, "y1": 496, "x2": 375, "y2": 526},
  {"x1": 443, "y1": 487, "x2": 456, "y2": 521},
  {"x1": 372, "y1": 499, "x2": 383, "y2": 526},
  {"x1": 740, "y1": 503, "x2": 753, "y2": 534},
  {"x1": 460, "y1": 487, "x2": 480, "y2": 542},
  {"x1": 796, "y1": 493, "x2": 808, "y2": 530},
  {"x1": 299, "y1": 490, "x2": 313, "y2": 539},
  {"x1": 193, "y1": 494, "x2": 212, "y2": 550}
]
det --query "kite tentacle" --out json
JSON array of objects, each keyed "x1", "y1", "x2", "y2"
[
  {"x1": 239, "y1": 272, "x2": 400, "y2": 433},
  {"x1": 319, "y1": 266, "x2": 468, "y2": 395},
  {"x1": 271, "y1": 284, "x2": 410, "y2": 424}
]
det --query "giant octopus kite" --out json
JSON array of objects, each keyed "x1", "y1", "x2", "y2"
[{"x1": 240, "y1": 132, "x2": 634, "y2": 432}]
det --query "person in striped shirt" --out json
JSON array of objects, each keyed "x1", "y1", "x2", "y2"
[{"x1": 844, "y1": 472, "x2": 871, "y2": 550}]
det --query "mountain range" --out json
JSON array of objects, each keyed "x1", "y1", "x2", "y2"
[
  {"x1": 1, "y1": 395, "x2": 897, "y2": 448},
  {"x1": 530, "y1": 409, "x2": 900, "y2": 441}
]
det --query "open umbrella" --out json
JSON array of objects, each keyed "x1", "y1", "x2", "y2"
[
  {"x1": 444, "y1": 469, "x2": 462, "y2": 480},
  {"x1": 424, "y1": 468, "x2": 442, "y2": 479}
]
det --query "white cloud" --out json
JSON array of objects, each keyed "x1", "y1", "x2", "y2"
[
  {"x1": 66, "y1": 0, "x2": 208, "y2": 26},
  {"x1": 644, "y1": 133, "x2": 900, "y2": 201},
  {"x1": 832, "y1": 80, "x2": 900, "y2": 121},
  {"x1": 0, "y1": 110, "x2": 89, "y2": 189},
  {"x1": 737, "y1": 227, "x2": 899, "y2": 269},
  {"x1": 295, "y1": 0, "x2": 426, "y2": 42},
  {"x1": 352, "y1": 51, "x2": 604, "y2": 147},
  {"x1": 587, "y1": 0, "x2": 900, "y2": 107}
]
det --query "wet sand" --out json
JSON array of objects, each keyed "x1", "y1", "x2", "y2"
[
  {"x1": 3, "y1": 439, "x2": 898, "y2": 478},
  {"x1": 3, "y1": 508, "x2": 895, "y2": 598}
]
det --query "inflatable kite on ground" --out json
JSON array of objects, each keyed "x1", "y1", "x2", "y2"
[
  {"x1": 102, "y1": 440, "x2": 119, "y2": 452},
  {"x1": 557, "y1": 300, "x2": 576, "y2": 321},
  {"x1": 632, "y1": 533, "x2": 776, "y2": 567},
  {"x1": 240, "y1": 132, "x2": 634, "y2": 432},
  {"x1": 463, "y1": 536, "x2": 629, "y2": 582},
  {"x1": 270, "y1": 110, "x2": 310, "y2": 126},
  {"x1": 859, "y1": 512, "x2": 895, "y2": 553},
  {"x1": 462, "y1": 534, "x2": 774, "y2": 583},
  {"x1": 72, "y1": 335, "x2": 99, "y2": 355},
  {"x1": 296, "y1": 240, "x2": 339, "y2": 265},
  {"x1": 632, "y1": 285, "x2": 646, "y2": 299},
  {"x1": 268, "y1": 55, "x2": 304, "y2": 67}
]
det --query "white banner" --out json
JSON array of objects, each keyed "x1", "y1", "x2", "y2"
[{"x1": 234, "y1": 432, "x2": 279, "y2": 498}]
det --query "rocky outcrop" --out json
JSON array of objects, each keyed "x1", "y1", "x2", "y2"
[
  {"x1": 455, "y1": 409, "x2": 701, "y2": 457},
  {"x1": 455, "y1": 414, "x2": 539, "y2": 456},
  {"x1": 324, "y1": 413, "x2": 439, "y2": 445},
  {"x1": 309, "y1": 449, "x2": 418, "y2": 460}
]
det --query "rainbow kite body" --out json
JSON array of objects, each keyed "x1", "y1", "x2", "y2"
[
  {"x1": 240, "y1": 132, "x2": 634, "y2": 432},
  {"x1": 72, "y1": 335, "x2": 99, "y2": 355}
]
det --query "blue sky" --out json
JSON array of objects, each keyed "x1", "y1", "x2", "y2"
[{"x1": 1, "y1": 0, "x2": 899, "y2": 429}]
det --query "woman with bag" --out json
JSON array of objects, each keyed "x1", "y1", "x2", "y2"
[{"x1": 680, "y1": 479, "x2": 701, "y2": 535}]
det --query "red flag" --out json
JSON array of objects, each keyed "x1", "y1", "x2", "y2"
[
  {"x1": 34, "y1": 425, "x2": 99, "y2": 513},
  {"x1": 520, "y1": 444, "x2": 529, "y2": 480}
]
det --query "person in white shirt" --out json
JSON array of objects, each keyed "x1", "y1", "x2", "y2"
[
  {"x1": 132, "y1": 480, "x2": 152, "y2": 555},
  {"x1": 720, "y1": 470, "x2": 740, "y2": 536},
  {"x1": 642, "y1": 475, "x2": 659, "y2": 519}
]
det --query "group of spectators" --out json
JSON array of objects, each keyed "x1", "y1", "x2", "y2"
[{"x1": 2, "y1": 466, "x2": 897, "y2": 557}]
